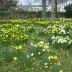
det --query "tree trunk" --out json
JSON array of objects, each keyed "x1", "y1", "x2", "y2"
[
  {"x1": 55, "y1": 0, "x2": 58, "y2": 17},
  {"x1": 50, "y1": 0, "x2": 57, "y2": 20},
  {"x1": 50, "y1": 0, "x2": 55, "y2": 20},
  {"x1": 42, "y1": 0, "x2": 46, "y2": 18}
]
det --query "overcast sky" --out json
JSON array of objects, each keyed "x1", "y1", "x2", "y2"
[
  {"x1": 17, "y1": 0, "x2": 72, "y2": 12},
  {"x1": 18, "y1": 0, "x2": 41, "y2": 5},
  {"x1": 18, "y1": 0, "x2": 72, "y2": 5}
]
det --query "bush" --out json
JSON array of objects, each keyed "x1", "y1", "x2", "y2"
[{"x1": 64, "y1": 4, "x2": 72, "y2": 18}]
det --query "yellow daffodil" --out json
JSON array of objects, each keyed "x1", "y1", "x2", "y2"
[
  {"x1": 15, "y1": 45, "x2": 22, "y2": 50},
  {"x1": 6, "y1": 35, "x2": 8, "y2": 38},
  {"x1": 59, "y1": 70, "x2": 63, "y2": 72},
  {"x1": 50, "y1": 66, "x2": 52, "y2": 69},
  {"x1": 53, "y1": 56, "x2": 58, "y2": 59},
  {"x1": 18, "y1": 45, "x2": 22, "y2": 49},
  {"x1": 12, "y1": 34, "x2": 14, "y2": 37},
  {"x1": 50, "y1": 56, "x2": 54, "y2": 58},
  {"x1": 13, "y1": 57, "x2": 17, "y2": 61},
  {"x1": 48, "y1": 56, "x2": 58, "y2": 60},
  {"x1": 57, "y1": 62, "x2": 61, "y2": 66}
]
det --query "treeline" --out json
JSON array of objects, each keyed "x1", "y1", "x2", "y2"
[{"x1": 0, "y1": 10, "x2": 68, "y2": 19}]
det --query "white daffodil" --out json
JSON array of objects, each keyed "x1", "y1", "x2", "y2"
[{"x1": 31, "y1": 53, "x2": 34, "y2": 56}]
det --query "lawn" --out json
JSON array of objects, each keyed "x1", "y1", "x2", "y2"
[{"x1": 0, "y1": 18, "x2": 72, "y2": 72}]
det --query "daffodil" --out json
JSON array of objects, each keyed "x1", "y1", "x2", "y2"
[
  {"x1": 57, "y1": 62, "x2": 61, "y2": 66},
  {"x1": 44, "y1": 63, "x2": 48, "y2": 65},
  {"x1": 12, "y1": 34, "x2": 14, "y2": 37},
  {"x1": 15, "y1": 45, "x2": 22, "y2": 50},
  {"x1": 6, "y1": 35, "x2": 8, "y2": 38},
  {"x1": 27, "y1": 55, "x2": 30, "y2": 58},
  {"x1": 48, "y1": 56, "x2": 58, "y2": 60},
  {"x1": 15, "y1": 46, "x2": 18, "y2": 49},
  {"x1": 13, "y1": 57, "x2": 17, "y2": 61},
  {"x1": 53, "y1": 56, "x2": 58, "y2": 59},
  {"x1": 31, "y1": 53, "x2": 34, "y2": 56},
  {"x1": 48, "y1": 56, "x2": 51, "y2": 61},
  {"x1": 59, "y1": 70, "x2": 63, "y2": 72},
  {"x1": 18, "y1": 45, "x2": 22, "y2": 49},
  {"x1": 47, "y1": 49, "x2": 50, "y2": 52},
  {"x1": 50, "y1": 66, "x2": 52, "y2": 69}
]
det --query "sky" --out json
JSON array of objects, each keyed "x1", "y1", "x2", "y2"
[
  {"x1": 17, "y1": 0, "x2": 72, "y2": 12},
  {"x1": 18, "y1": 0, "x2": 72, "y2": 5},
  {"x1": 18, "y1": 0, "x2": 42, "y2": 5}
]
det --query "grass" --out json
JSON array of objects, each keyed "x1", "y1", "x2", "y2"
[
  {"x1": 0, "y1": 48, "x2": 72, "y2": 72},
  {"x1": 0, "y1": 18, "x2": 72, "y2": 72}
]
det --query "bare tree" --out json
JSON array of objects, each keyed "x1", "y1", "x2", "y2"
[
  {"x1": 42, "y1": 0, "x2": 46, "y2": 18},
  {"x1": 42, "y1": 0, "x2": 58, "y2": 19},
  {"x1": 55, "y1": 0, "x2": 57, "y2": 17},
  {"x1": 50, "y1": 0, "x2": 58, "y2": 20},
  {"x1": 50, "y1": 0, "x2": 55, "y2": 20}
]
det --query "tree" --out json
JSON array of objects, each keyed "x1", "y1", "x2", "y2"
[
  {"x1": 50, "y1": 0, "x2": 58, "y2": 20},
  {"x1": 42, "y1": 0, "x2": 46, "y2": 18},
  {"x1": 27, "y1": 0, "x2": 68, "y2": 19},
  {"x1": 42, "y1": 0, "x2": 51, "y2": 18},
  {"x1": 0, "y1": 0, "x2": 17, "y2": 11},
  {"x1": 55, "y1": 0, "x2": 57, "y2": 17},
  {"x1": 64, "y1": 4, "x2": 72, "y2": 18}
]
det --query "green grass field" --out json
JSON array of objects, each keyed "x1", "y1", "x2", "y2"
[{"x1": 0, "y1": 18, "x2": 72, "y2": 72}]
